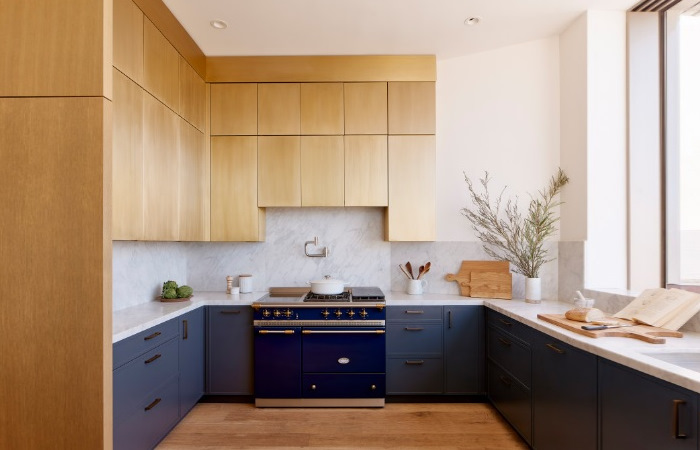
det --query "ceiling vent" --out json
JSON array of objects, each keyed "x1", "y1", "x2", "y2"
[{"x1": 631, "y1": 0, "x2": 684, "y2": 12}]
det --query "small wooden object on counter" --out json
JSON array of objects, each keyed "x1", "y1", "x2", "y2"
[
  {"x1": 445, "y1": 260, "x2": 512, "y2": 299},
  {"x1": 537, "y1": 313, "x2": 683, "y2": 344},
  {"x1": 158, "y1": 295, "x2": 193, "y2": 303},
  {"x1": 226, "y1": 276, "x2": 233, "y2": 294},
  {"x1": 269, "y1": 287, "x2": 311, "y2": 297}
]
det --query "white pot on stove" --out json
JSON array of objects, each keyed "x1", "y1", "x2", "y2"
[{"x1": 307, "y1": 275, "x2": 347, "y2": 295}]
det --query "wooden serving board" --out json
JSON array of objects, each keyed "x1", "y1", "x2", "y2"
[
  {"x1": 445, "y1": 261, "x2": 512, "y2": 299},
  {"x1": 537, "y1": 314, "x2": 683, "y2": 344},
  {"x1": 269, "y1": 287, "x2": 310, "y2": 297},
  {"x1": 158, "y1": 295, "x2": 193, "y2": 303}
]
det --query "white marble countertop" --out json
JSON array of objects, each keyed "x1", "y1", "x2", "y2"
[{"x1": 113, "y1": 291, "x2": 700, "y2": 394}]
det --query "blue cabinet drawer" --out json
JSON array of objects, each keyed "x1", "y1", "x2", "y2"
[
  {"x1": 303, "y1": 374, "x2": 385, "y2": 398},
  {"x1": 486, "y1": 310, "x2": 532, "y2": 344},
  {"x1": 113, "y1": 318, "x2": 178, "y2": 369},
  {"x1": 386, "y1": 323, "x2": 442, "y2": 356},
  {"x1": 113, "y1": 337, "x2": 179, "y2": 421},
  {"x1": 387, "y1": 305, "x2": 442, "y2": 321},
  {"x1": 488, "y1": 361, "x2": 532, "y2": 445},
  {"x1": 114, "y1": 375, "x2": 180, "y2": 450},
  {"x1": 487, "y1": 325, "x2": 531, "y2": 387},
  {"x1": 386, "y1": 357, "x2": 444, "y2": 394},
  {"x1": 302, "y1": 328, "x2": 385, "y2": 373}
]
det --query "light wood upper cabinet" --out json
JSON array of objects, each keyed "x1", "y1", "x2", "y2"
[
  {"x1": 210, "y1": 83, "x2": 258, "y2": 135},
  {"x1": 301, "y1": 136, "x2": 344, "y2": 206},
  {"x1": 344, "y1": 135, "x2": 388, "y2": 207},
  {"x1": 113, "y1": 0, "x2": 144, "y2": 85},
  {"x1": 258, "y1": 83, "x2": 300, "y2": 135},
  {"x1": 386, "y1": 135, "x2": 436, "y2": 241},
  {"x1": 258, "y1": 136, "x2": 301, "y2": 207},
  {"x1": 178, "y1": 119, "x2": 209, "y2": 241},
  {"x1": 179, "y1": 57, "x2": 206, "y2": 132},
  {"x1": 344, "y1": 82, "x2": 388, "y2": 135},
  {"x1": 144, "y1": 18, "x2": 179, "y2": 112},
  {"x1": 388, "y1": 82, "x2": 435, "y2": 135},
  {"x1": 143, "y1": 93, "x2": 180, "y2": 241},
  {"x1": 211, "y1": 136, "x2": 265, "y2": 241},
  {"x1": 112, "y1": 69, "x2": 144, "y2": 240},
  {"x1": 300, "y1": 83, "x2": 344, "y2": 135}
]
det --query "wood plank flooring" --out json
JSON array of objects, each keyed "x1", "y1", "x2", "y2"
[{"x1": 157, "y1": 403, "x2": 528, "y2": 449}]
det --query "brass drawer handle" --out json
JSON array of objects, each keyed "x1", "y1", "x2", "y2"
[
  {"x1": 144, "y1": 353, "x2": 162, "y2": 364},
  {"x1": 404, "y1": 327, "x2": 424, "y2": 331},
  {"x1": 499, "y1": 375, "x2": 512, "y2": 387},
  {"x1": 405, "y1": 360, "x2": 425, "y2": 365},
  {"x1": 405, "y1": 310, "x2": 424, "y2": 314},
  {"x1": 183, "y1": 319, "x2": 188, "y2": 340},
  {"x1": 144, "y1": 331, "x2": 161, "y2": 341},
  {"x1": 546, "y1": 343, "x2": 565, "y2": 354},
  {"x1": 498, "y1": 318, "x2": 513, "y2": 327},
  {"x1": 674, "y1": 399, "x2": 688, "y2": 439},
  {"x1": 144, "y1": 398, "x2": 162, "y2": 411},
  {"x1": 220, "y1": 310, "x2": 242, "y2": 314},
  {"x1": 497, "y1": 337, "x2": 512, "y2": 347}
]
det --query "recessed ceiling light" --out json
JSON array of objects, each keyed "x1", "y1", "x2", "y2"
[
  {"x1": 210, "y1": 20, "x2": 228, "y2": 30},
  {"x1": 464, "y1": 17, "x2": 481, "y2": 26}
]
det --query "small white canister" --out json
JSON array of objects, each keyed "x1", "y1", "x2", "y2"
[{"x1": 239, "y1": 274, "x2": 253, "y2": 293}]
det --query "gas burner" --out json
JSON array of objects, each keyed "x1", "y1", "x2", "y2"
[{"x1": 303, "y1": 291, "x2": 351, "y2": 302}]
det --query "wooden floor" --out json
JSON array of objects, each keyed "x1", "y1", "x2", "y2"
[{"x1": 157, "y1": 403, "x2": 528, "y2": 449}]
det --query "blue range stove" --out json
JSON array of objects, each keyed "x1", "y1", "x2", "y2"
[{"x1": 252, "y1": 287, "x2": 386, "y2": 407}]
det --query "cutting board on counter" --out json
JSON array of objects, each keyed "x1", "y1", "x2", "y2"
[
  {"x1": 445, "y1": 260, "x2": 512, "y2": 299},
  {"x1": 537, "y1": 313, "x2": 683, "y2": 344},
  {"x1": 269, "y1": 287, "x2": 310, "y2": 297}
]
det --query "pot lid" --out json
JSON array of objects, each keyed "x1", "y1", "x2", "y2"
[{"x1": 309, "y1": 275, "x2": 345, "y2": 284}]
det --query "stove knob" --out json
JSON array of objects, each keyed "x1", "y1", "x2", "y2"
[
  {"x1": 284, "y1": 308, "x2": 293, "y2": 318},
  {"x1": 334, "y1": 309, "x2": 343, "y2": 318},
  {"x1": 321, "y1": 309, "x2": 330, "y2": 319},
  {"x1": 346, "y1": 309, "x2": 355, "y2": 318},
  {"x1": 311, "y1": 384, "x2": 317, "y2": 390},
  {"x1": 262, "y1": 309, "x2": 271, "y2": 318},
  {"x1": 273, "y1": 309, "x2": 281, "y2": 318},
  {"x1": 359, "y1": 308, "x2": 369, "y2": 318}
]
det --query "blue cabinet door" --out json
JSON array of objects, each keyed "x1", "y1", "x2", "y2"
[
  {"x1": 179, "y1": 307, "x2": 205, "y2": 416},
  {"x1": 206, "y1": 306, "x2": 254, "y2": 395},
  {"x1": 443, "y1": 306, "x2": 484, "y2": 394},
  {"x1": 254, "y1": 327, "x2": 302, "y2": 398},
  {"x1": 600, "y1": 359, "x2": 698, "y2": 450},
  {"x1": 531, "y1": 330, "x2": 597, "y2": 450}
]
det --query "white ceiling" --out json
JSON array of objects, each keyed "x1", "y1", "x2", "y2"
[{"x1": 162, "y1": 0, "x2": 640, "y2": 60}]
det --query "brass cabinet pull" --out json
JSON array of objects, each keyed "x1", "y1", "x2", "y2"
[
  {"x1": 258, "y1": 329, "x2": 295, "y2": 334},
  {"x1": 144, "y1": 398, "x2": 162, "y2": 411},
  {"x1": 220, "y1": 310, "x2": 241, "y2": 314},
  {"x1": 404, "y1": 327, "x2": 424, "y2": 331},
  {"x1": 405, "y1": 310, "x2": 424, "y2": 314},
  {"x1": 183, "y1": 319, "x2": 188, "y2": 340},
  {"x1": 144, "y1": 331, "x2": 161, "y2": 341},
  {"x1": 546, "y1": 343, "x2": 565, "y2": 354},
  {"x1": 498, "y1": 337, "x2": 512, "y2": 347},
  {"x1": 144, "y1": 353, "x2": 162, "y2": 364},
  {"x1": 673, "y1": 399, "x2": 688, "y2": 439},
  {"x1": 405, "y1": 360, "x2": 425, "y2": 365},
  {"x1": 371, "y1": 384, "x2": 377, "y2": 390},
  {"x1": 311, "y1": 384, "x2": 317, "y2": 390},
  {"x1": 499, "y1": 375, "x2": 512, "y2": 387},
  {"x1": 498, "y1": 318, "x2": 513, "y2": 327}
]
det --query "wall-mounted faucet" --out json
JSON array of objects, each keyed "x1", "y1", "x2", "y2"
[{"x1": 305, "y1": 236, "x2": 329, "y2": 257}]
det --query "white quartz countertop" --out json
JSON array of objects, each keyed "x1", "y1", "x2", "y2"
[{"x1": 113, "y1": 291, "x2": 700, "y2": 394}]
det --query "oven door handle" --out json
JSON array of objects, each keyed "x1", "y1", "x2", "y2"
[
  {"x1": 301, "y1": 329, "x2": 385, "y2": 334},
  {"x1": 257, "y1": 329, "x2": 296, "y2": 335}
]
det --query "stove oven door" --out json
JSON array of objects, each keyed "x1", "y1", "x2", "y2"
[
  {"x1": 254, "y1": 327, "x2": 301, "y2": 398},
  {"x1": 302, "y1": 327, "x2": 385, "y2": 398}
]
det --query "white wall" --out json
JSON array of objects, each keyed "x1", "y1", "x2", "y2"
[{"x1": 436, "y1": 37, "x2": 561, "y2": 242}]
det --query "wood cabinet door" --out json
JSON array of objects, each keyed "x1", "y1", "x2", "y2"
[
  {"x1": 258, "y1": 136, "x2": 301, "y2": 207},
  {"x1": 112, "y1": 68, "x2": 144, "y2": 240},
  {"x1": 210, "y1": 83, "x2": 258, "y2": 135},
  {"x1": 178, "y1": 119, "x2": 209, "y2": 241},
  {"x1": 179, "y1": 57, "x2": 206, "y2": 132},
  {"x1": 143, "y1": 18, "x2": 179, "y2": 112},
  {"x1": 211, "y1": 136, "x2": 265, "y2": 241},
  {"x1": 258, "y1": 83, "x2": 300, "y2": 135},
  {"x1": 344, "y1": 135, "x2": 388, "y2": 206},
  {"x1": 113, "y1": 0, "x2": 144, "y2": 84},
  {"x1": 300, "y1": 83, "x2": 344, "y2": 135},
  {"x1": 388, "y1": 82, "x2": 435, "y2": 135},
  {"x1": 386, "y1": 135, "x2": 435, "y2": 241},
  {"x1": 143, "y1": 93, "x2": 180, "y2": 241},
  {"x1": 344, "y1": 82, "x2": 388, "y2": 134},
  {"x1": 301, "y1": 136, "x2": 344, "y2": 206}
]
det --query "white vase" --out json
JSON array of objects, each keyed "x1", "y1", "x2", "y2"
[{"x1": 525, "y1": 277, "x2": 542, "y2": 304}]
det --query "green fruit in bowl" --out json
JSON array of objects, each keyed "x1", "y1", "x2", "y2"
[
  {"x1": 163, "y1": 280, "x2": 178, "y2": 291},
  {"x1": 162, "y1": 288, "x2": 178, "y2": 299},
  {"x1": 176, "y1": 285, "x2": 193, "y2": 298}
]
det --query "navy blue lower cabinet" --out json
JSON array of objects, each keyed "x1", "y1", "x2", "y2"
[
  {"x1": 599, "y1": 359, "x2": 698, "y2": 450},
  {"x1": 179, "y1": 307, "x2": 205, "y2": 416},
  {"x1": 443, "y1": 306, "x2": 484, "y2": 394},
  {"x1": 531, "y1": 330, "x2": 597, "y2": 450},
  {"x1": 206, "y1": 306, "x2": 254, "y2": 395},
  {"x1": 487, "y1": 360, "x2": 532, "y2": 444},
  {"x1": 254, "y1": 327, "x2": 302, "y2": 398}
]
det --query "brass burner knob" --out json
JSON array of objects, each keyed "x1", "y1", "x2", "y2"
[
  {"x1": 359, "y1": 308, "x2": 369, "y2": 318},
  {"x1": 347, "y1": 309, "x2": 355, "y2": 318},
  {"x1": 262, "y1": 309, "x2": 271, "y2": 318},
  {"x1": 321, "y1": 309, "x2": 330, "y2": 318},
  {"x1": 284, "y1": 308, "x2": 293, "y2": 318},
  {"x1": 334, "y1": 309, "x2": 342, "y2": 318},
  {"x1": 273, "y1": 310, "x2": 281, "y2": 318}
]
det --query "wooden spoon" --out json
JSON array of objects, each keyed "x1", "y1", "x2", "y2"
[
  {"x1": 419, "y1": 262, "x2": 431, "y2": 279},
  {"x1": 417, "y1": 265, "x2": 425, "y2": 279},
  {"x1": 405, "y1": 261, "x2": 415, "y2": 279},
  {"x1": 399, "y1": 264, "x2": 413, "y2": 280}
]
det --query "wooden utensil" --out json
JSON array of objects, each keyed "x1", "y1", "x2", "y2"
[
  {"x1": 417, "y1": 265, "x2": 425, "y2": 279},
  {"x1": 406, "y1": 261, "x2": 415, "y2": 280},
  {"x1": 399, "y1": 264, "x2": 413, "y2": 280},
  {"x1": 418, "y1": 262, "x2": 431, "y2": 279}
]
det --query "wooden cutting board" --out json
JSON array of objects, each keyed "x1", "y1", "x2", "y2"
[
  {"x1": 445, "y1": 260, "x2": 512, "y2": 299},
  {"x1": 269, "y1": 287, "x2": 310, "y2": 297},
  {"x1": 538, "y1": 313, "x2": 683, "y2": 344}
]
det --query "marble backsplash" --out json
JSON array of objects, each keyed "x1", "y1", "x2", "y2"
[{"x1": 113, "y1": 208, "x2": 563, "y2": 310}]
